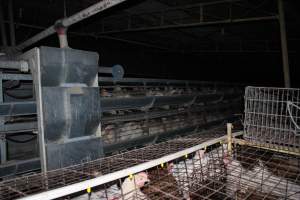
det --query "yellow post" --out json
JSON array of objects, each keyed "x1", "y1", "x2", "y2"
[{"x1": 227, "y1": 123, "x2": 233, "y2": 155}]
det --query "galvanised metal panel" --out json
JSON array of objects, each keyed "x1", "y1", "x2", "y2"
[{"x1": 20, "y1": 46, "x2": 103, "y2": 171}]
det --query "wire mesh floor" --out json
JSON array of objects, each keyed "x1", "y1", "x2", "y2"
[
  {"x1": 141, "y1": 145, "x2": 300, "y2": 200},
  {"x1": 1, "y1": 127, "x2": 299, "y2": 200},
  {"x1": 0, "y1": 126, "x2": 228, "y2": 200}
]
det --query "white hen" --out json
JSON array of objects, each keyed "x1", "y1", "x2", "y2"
[
  {"x1": 225, "y1": 156, "x2": 300, "y2": 200},
  {"x1": 168, "y1": 149, "x2": 208, "y2": 200},
  {"x1": 72, "y1": 172, "x2": 149, "y2": 200},
  {"x1": 169, "y1": 144, "x2": 228, "y2": 200}
]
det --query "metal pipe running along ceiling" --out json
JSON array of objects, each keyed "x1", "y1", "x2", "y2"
[{"x1": 16, "y1": 0, "x2": 128, "y2": 51}]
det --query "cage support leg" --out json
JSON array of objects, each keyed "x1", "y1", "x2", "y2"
[{"x1": 227, "y1": 123, "x2": 233, "y2": 155}]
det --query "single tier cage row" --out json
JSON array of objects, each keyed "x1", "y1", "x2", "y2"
[{"x1": 0, "y1": 123, "x2": 299, "y2": 200}]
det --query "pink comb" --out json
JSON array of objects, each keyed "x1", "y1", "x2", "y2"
[{"x1": 137, "y1": 172, "x2": 148, "y2": 178}]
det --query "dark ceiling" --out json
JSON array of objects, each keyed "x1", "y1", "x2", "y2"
[{"x1": 0, "y1": 0, "x2": 300, "y2": 86}]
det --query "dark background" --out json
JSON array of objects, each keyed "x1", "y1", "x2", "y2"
[{"x1": 1, "y1": 0, "x2": 300, "y2": 87}]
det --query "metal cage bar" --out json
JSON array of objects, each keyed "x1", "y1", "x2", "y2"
[{"x1": 244, "y1": 86, "x2": 300, "y2": 153}]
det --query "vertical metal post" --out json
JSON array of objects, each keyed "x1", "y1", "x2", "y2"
[
  {"x1": 63, "y1": 0, "x2": 67, "y2": 18},
  {"x1": 8, "y1": 0, "x2": 16, "y2": 46},
  {"x1": 0, "y1": 0, "x2": 8, "y2": 47},
  {"x1": 200, "y1": 5, "x2": 204, "y2": 22},
  {"x1": 128, "y1": 15, "x2": 131, "y2": 29},
  {"x1": 160, "y1": 10, "x2": 164, "y2": 26},
  {"x1": 55, "y1": 22, "x2": 68, "y2": 48},
  {"x1": 278, "y1": 0, "x2": 290, "y2": 88},
  {"x1": 227, "y1": 123, "x2": 233, "y2": 156},
  {"x1": 0, "y1": 73, "x2": 7, "y2": 164}
]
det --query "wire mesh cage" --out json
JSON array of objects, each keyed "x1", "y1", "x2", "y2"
[
  {"x1": 1, "y1": 125, "x2": 300, "y2": 200},
  {"x1": 0, "y1": 127, "x2": 227, "y2": 200},
  {"x1": 244, "y1": 86, "x2": 300, "y2": 153},
  {"x1": 69, "y1": 144, "x2": 300, "y2": 200}
]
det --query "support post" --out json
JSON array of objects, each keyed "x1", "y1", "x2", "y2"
[
  {"x1": 55, "y1": 21, "x2": 68, "y2": 48},
  {"x1": 0, "y1": 0, "x2": 8, "y2": 48},
  {"x1": 200, "y1": 5, "x2": 204, "y2": 22},
  {"x1": 227, "y1": 123, "x2": 233, "y2": 155},
  {"x1": 8, "y1": 0, "x2": 16, "y2": 46},
  {"x1": 278, "y1": 0, "x2": 290, "y2": 88},
  {"x1": 0, "y1": 73, "x2": 7, "y2": 164}
]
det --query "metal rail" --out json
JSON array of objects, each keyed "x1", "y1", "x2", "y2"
[
  {"x1": 233, "y1": 138, "x2": 300, "y2": 156},
  {"x1": 17, "y1": 132, "x2": 242, "y2": 200},
  {"x1": 0, "y1": 72, "x2": 243, "y2": 87},
  {"x1": 0, "y1": 127, "x2": 241, "y2": 200},
  {"x1": 0, "y1": 91, "x2": 240, "y2": 115},
  {"x1": 0, "y1": 60, "x2": 29, "y2": 72},
  {"x1": 3, "y1": 126, "x2": 299, "y2": 200},
  {"x1": 99, "y1": 16, "x2": 278, "y2": 34}
]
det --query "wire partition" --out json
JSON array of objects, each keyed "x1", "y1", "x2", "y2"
[
  {"x1": 0, "y1": 127, "x2": 227, "y2": 200},
  {"x1": 244, "y1": 87, "x2": 300, "y2": 153},
  {"x1": 1, "y1": 124, "x2": 300, "y2": 200}
]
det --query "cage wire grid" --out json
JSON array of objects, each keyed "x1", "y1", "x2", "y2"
[
  {"x1": 0, "y1": 126, "x2": 228, "y2": 200},
  {"x1": 0, "y1": 123, "x2": 299, "y2": 200},
  {"x1": 244, "y1": 87, "x2": 300, "y2": 153}
]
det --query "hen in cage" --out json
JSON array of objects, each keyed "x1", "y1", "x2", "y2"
[
  {"x1": 1, "y1": 129, "x2": 300, "y2": 200},
  {"x1": 73, "y1": 172, "x2": 150, "y2": 200},
  {"x1": 224, "y1": 145, "x2": 300, "y2": 200}
]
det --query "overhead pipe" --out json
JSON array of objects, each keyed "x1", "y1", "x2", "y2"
[
  {"x1": 8, "y1": 0, "x2": 16, "y2": 46},
  {"x1": 0, "y1": 0, "x2": 8, "y2": 47},
  {"x1": 54, "y1": 20, "x2": 68, "y2": 48},
  {"x1": 16, "y1": 0, "x2": 128, "y2": 50}
]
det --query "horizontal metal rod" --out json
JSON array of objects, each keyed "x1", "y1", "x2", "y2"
[
  {"x1": 19, "y1": 132, "x2": 243, "y2": 200},
  {"x1": 61, "y1": 0, "x2": 127, "y2": 28},
  {"x1": 233, "y1": 138, "x2": 300, "y2": 156},
  {"x1": 0, "y1": 101, "x2": 36, "y2": 116},
  {"x1": 0, "y1": 122, "x2": 37, "y2": 133},
  {"x1": 16, "y1": 0, "x2": 128, "y2": 50},
  {"x1": 0, "y1": 73, "x2": 242, "y2": 86},
  {"x1": 4, "y1": 20, "x2": 296, "y2": 54},
  {"x1": 0, "y1": 60, "x2": 29, "y2": 72},
  {"x1": 0, "y1": 91, "x2": 237, "y2": 115},
  {"x1": 190, "y1": 50, "x2": 296, "y2": 54},
  {"x1": 0, "y1": 157, "x2": 40, "y2": 178},
  {"x1": 99, "y1": 77, "x2": 242, "y2": 86},
  {"x1": 2, "y1": 21, "x2": 177, "y2": 51},
  {"x1": 99, "y1": 65, "x2": 124, "y2": 80},
  {"x1": 103, "y1": 0, "x2": 242, "y2": 20},
  {"x1": 0, "y1": 73, "x2": 32, "y2": 80},
  {"x1": 99, "y1": 16, "x2": 278, "y2": 34}
]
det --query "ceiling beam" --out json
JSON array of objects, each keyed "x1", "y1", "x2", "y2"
[
  {"x1": 5, "y1": 20, "x2": 297, "y2": 54},
  {"x1": 98, "y1": 15, "x2": 278, "y2": 35},
  {"x1": 15, "y1": 0, "x2": 128, "y2": 51}
]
